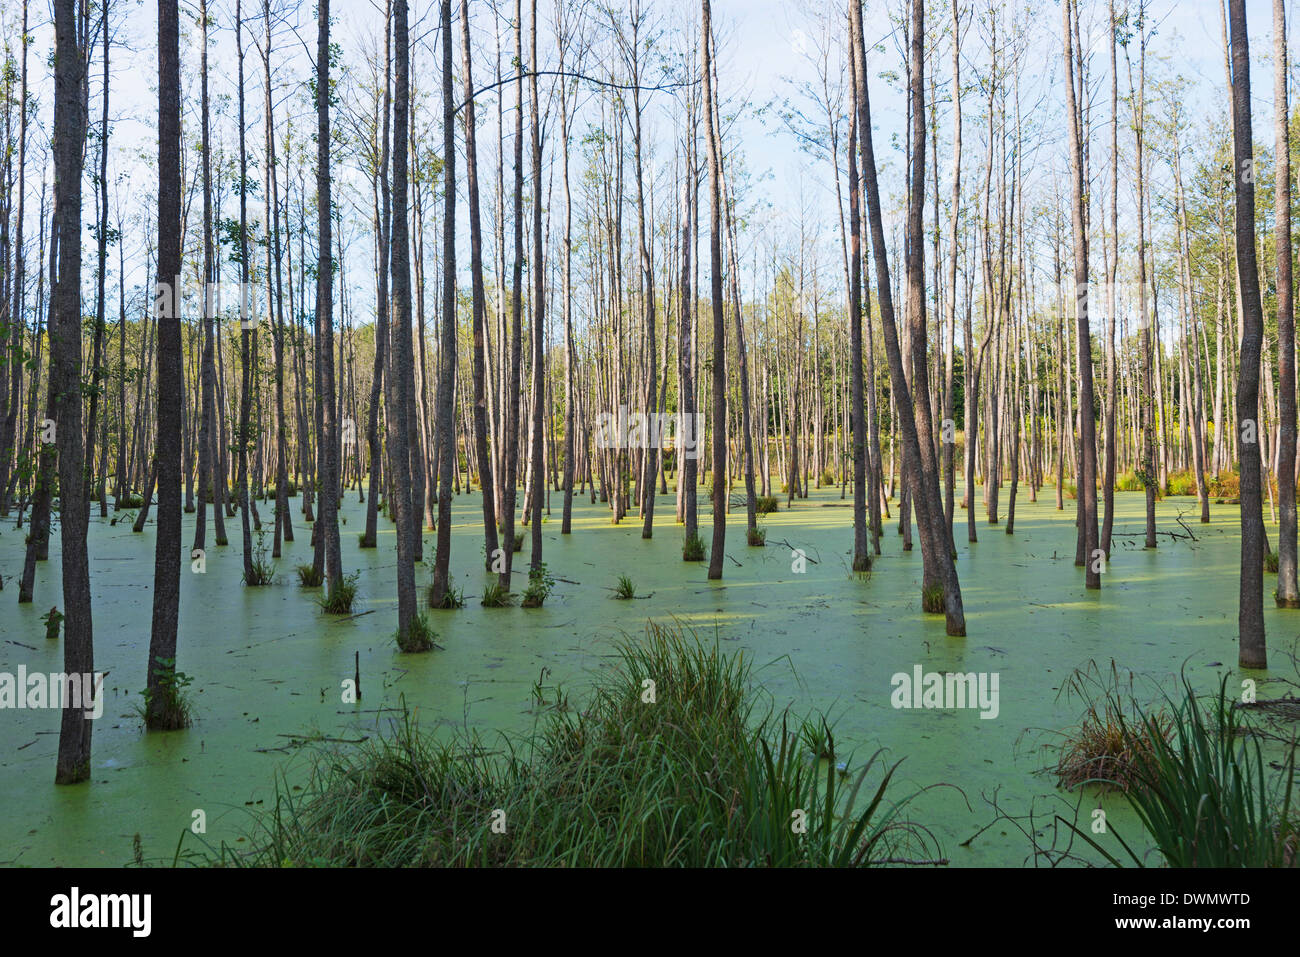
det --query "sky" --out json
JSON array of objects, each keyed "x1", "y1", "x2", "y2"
[{"x1": 0, "y1": 0, "x2": 1294, "y2": 327}]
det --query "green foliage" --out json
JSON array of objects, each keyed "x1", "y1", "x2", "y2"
[
  {"x1": 138, "y1": 657, "x2": 195, "y2": 731},
  {"x1": 428, "y1": 582, "x2": 465, "y2": 609},
  {"x1": 296, "y1": 564, "x2": 323, "y2": 588},
  {"x1": 1062, "y1": 672, "x2": 1298, "y2": 868},
  {"x1": 243, "y1": 529, "x2": 275, "y2": 586},
  {"x1": 1115, "y1": 470, "x2": 1145, "y2": 493},
  {"x1": 921, "y1": 582, "x2": 944, "y2": 614},
  {"x1": 397, "y1": 614, "x2": 438, "y2": 654},
  {"x1": 747, "y1": 526, "x2": 767, "y2": 547},
  {"x1": 222, "y1": 621, "x2": 943, "y2": 867},
  {"x1": 41, "y1": 607, "x2": 64, "y2": 641},
  {"x1": 1164, "y1": 469, "x2": 1199, "y2": 497},
  {"x1": 682, "y1": 532, "x2": 706, "y2": 562},
  {"x1": 318, "y1": 572, "x2": 360, "y2": 614},
  {"x1": 481, "y1": 581, "x2": 515, "y2": 607},
  {"x1": 1209, "y1": 469, "x2": 1240, "y2": 500},
  {"x1": 613, "y1": 574, "x2": 637, "y2": 600},
  {"x1": 756, "y1": 495, "x2": 779, "y2": 514},
  {"x1": 521, "y1": 563, "x2": 555, "y2": 608}
]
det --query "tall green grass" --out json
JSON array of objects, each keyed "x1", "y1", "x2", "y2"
[
  {"x1": 1066, "y1": 673, "x2": 1297, "y2": 867},
  {"x1": 215, "y1": 620, "x2": 943, "y2": 867}
]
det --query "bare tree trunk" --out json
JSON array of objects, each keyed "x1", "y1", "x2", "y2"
[
  {"x1": 431, "y1": 0, "x2": 458, "y2": 605},
  {"x1": 388, "y1": 0, "x2": 421, "y2": 643},
  {"x1": 1275, "y1": 0, "x2": 1299, "y2": 606},
  {"x1": 852, "y1": 0, "x2": 965, "y2": 634},
  {"x1": 1229, "y1": 0, "x2": 1267, "y2": 666},
  {"x1": 1063, "y1": 0, "x2": 1100, "y2": 590},
  {"x1": 51, "y1": 0, "x2": 92, "y2": 781},
  {"x1": 702, "y1": 0, "x2": 726, "y2": 581},
  {"x1": 147, "y1": 0, "x2": 184, "y2": 730},
  {"x1": 463, "y1": 0, "x2": 500, "y2": 564}
]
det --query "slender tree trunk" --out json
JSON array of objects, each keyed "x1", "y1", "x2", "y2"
[
  {"x1": 52, "y1": 0, "x2": 93, "y2": 782},
  {"x1": 702, "y1": 0, "x2": 726, "y2": 581},
  {"x1": 1063, "y1": 0, "x2": 1100, "y2": 590},
  {"x1": 1275, "y1": 0, "x2": 1298, "y2": 606},
  {"x1": 431, "y1": 0, "x2": 458, "y2": 605},
  {"x1": 1229, "y1": 0, "x2": 1267, "y2": 666},
  {"x1": 147, "y1": 0, "x2": 185, "y2": 730}
]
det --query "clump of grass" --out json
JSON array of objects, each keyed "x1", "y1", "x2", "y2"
[
  {"x1": 318, "y1": 572, "x2": 360, "y2": 614},
  {"x1": 428, "y1": 582, "x2": 464, "y2": 609},
  {"x1": 1054, "y1": 662, "x2": 1172, "y2": 792},
  {"x1": 116, "y1": 493, "x2": 144, "y2": 509},
  {"x1": 138, "y1": 657, "x2": 195, "y2": 731},
  {"x1": 296, "y1": 564, "x2": 323, "y2": 588},
  {"x1": 747, "y1": 526, "x2": 767, "y2": 547},
  {"x1": 222, "y1": 620, "x2": 944, "y2": 867},
  {"x1": 1063, "y1": 671, "x2": 1298, "y2": 868},
  {"x1": 920, "y1": 582, "x2": 944, "y2": 614},
  {"x1": 819, "y1": 467, "x2": 835, "y2": 487},
  {"x1": 397, "y1": 613, "x2": 438, "y2": 654},
  {"x1": 613, "y1": 574, "x2": 637, "y2": 599},
  {"x1": 481, "y1": 581, "x2": 514, "y2": 607},
  {"x1": 682, "y1": 531, "x2": 706, "y2": 562},
  {"x1": 1266, "y1": 551, "x2": 1280, "y2": 574},
  {"x1": 358, "y1": 531, "x2": 375, "y2": 549},
  {"x1": 520, "y1": 563, "x2": 555, "y2": 608},
  {"x1": 756, "y1": 495, "x2": 779, "y2": 514}
]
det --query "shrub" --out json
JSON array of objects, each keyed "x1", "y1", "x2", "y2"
[
  {"x1": 756, "y1": 495, "x2": 779, "y2": 514},
  {"x1": 1114, "y1": 470, "x2": 1140, "y2": 492},
  {"x1": 1209, "y1": 469, "x2": 1240, "y2": 500},
  {"x1": 1266, "y1": 551, "x2": 1280, "y2": 574},
  {"x1": 521, "y1": 563, "x2": 555, "y2": 608},
  {"x1": 41, "y1": 607, "x2": 63, "y2": 641},
  {"x1": 1165, "y1": 469, "x2": 1198, "y2": 497},
  {"x1": 138, "y1": 657, "x2": 195, "y2": 731},
  {"x1": 243, "y1": 530, "x2": 275, "y2": 586}
]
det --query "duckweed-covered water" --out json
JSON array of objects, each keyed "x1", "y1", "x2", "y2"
[{"x1": 0, "y1": 483, "x2": 1289, "y2": 866}]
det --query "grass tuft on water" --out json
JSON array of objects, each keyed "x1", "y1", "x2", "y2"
[
  {"x1": 218, "y1": 620, "x2": 944, "y2": 867},
  {"x1": 1057, "y1": 665, "x2": 1298, "y2": 867}
]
